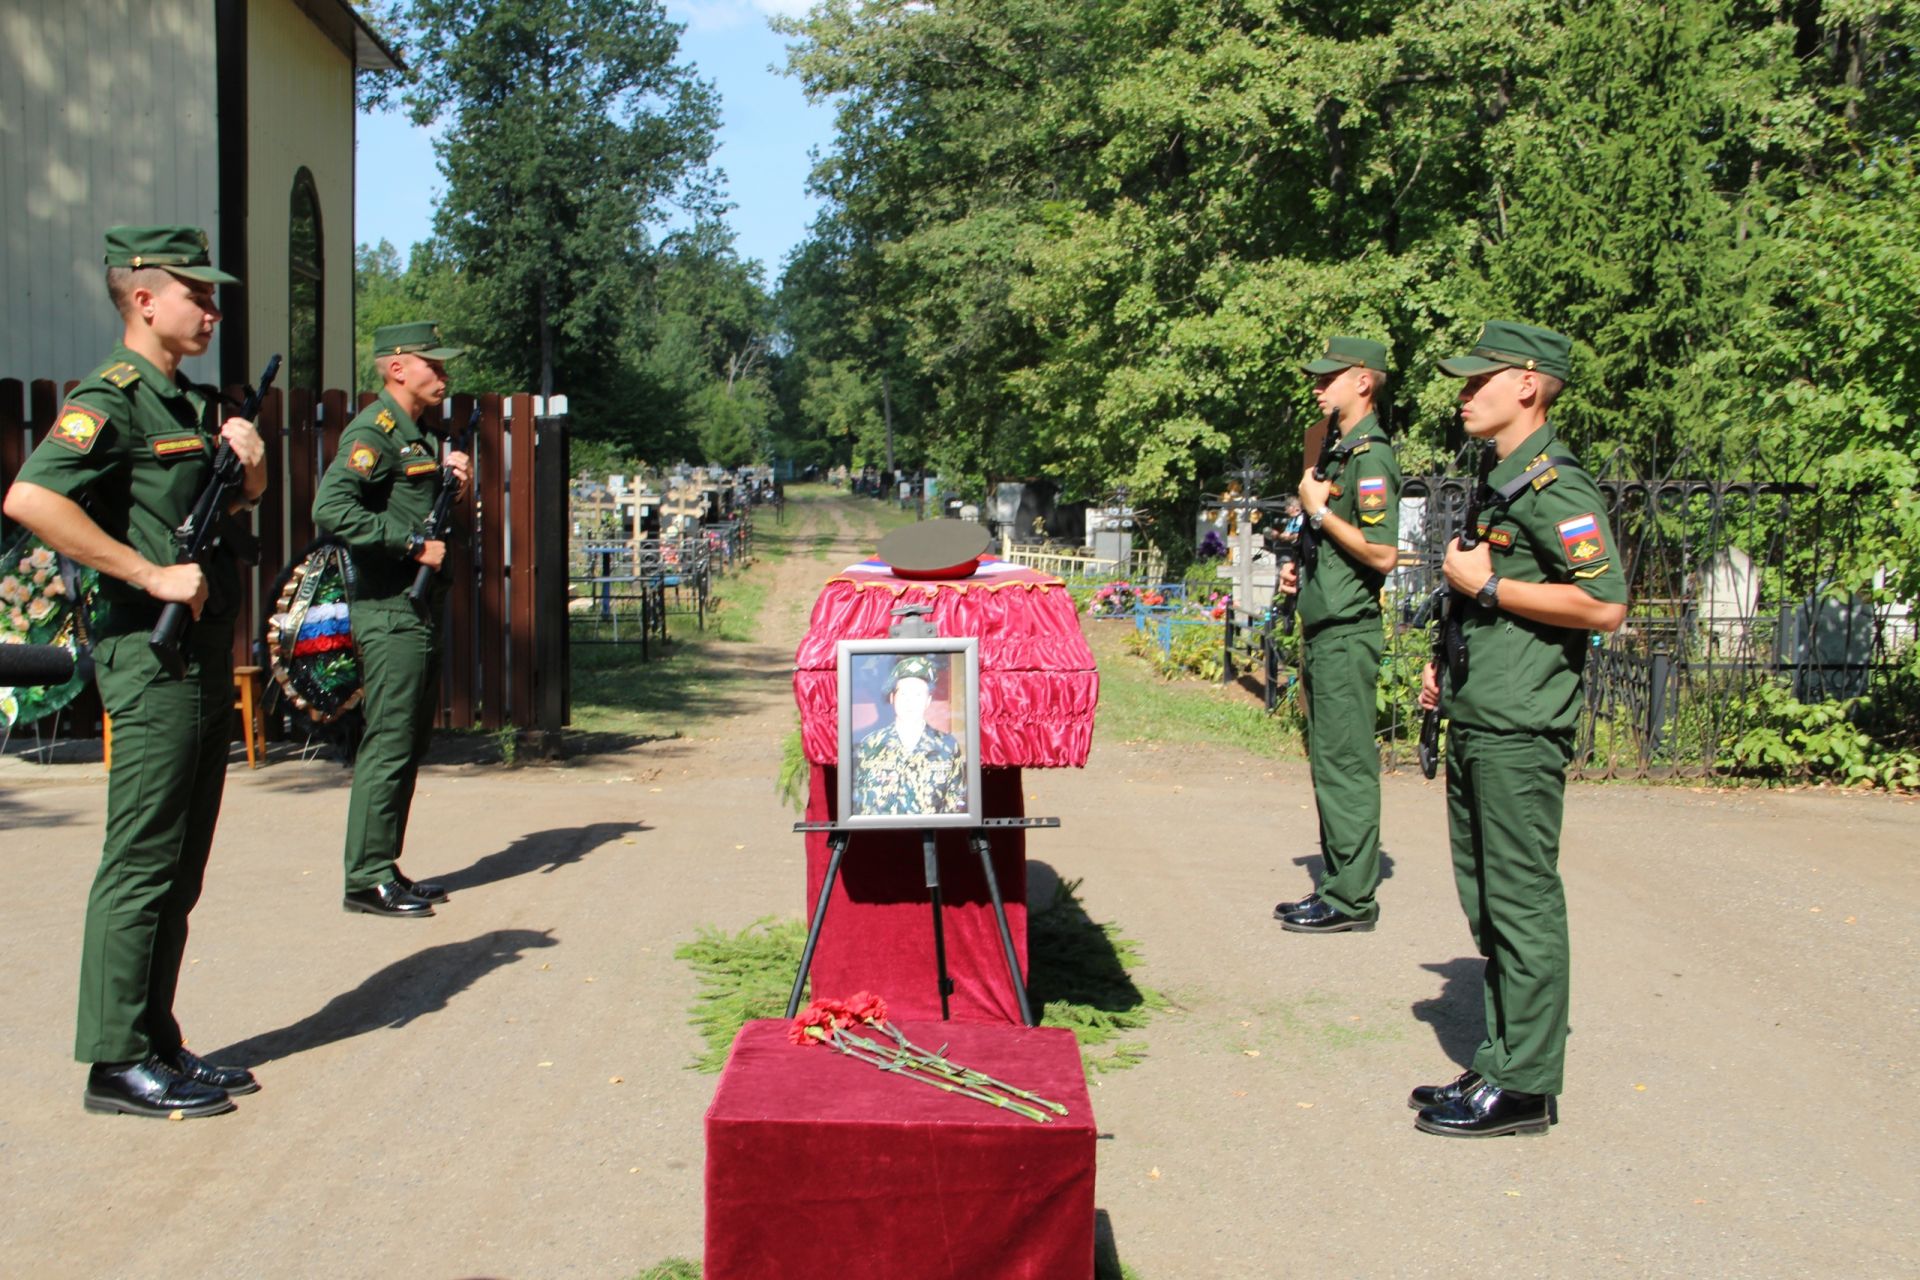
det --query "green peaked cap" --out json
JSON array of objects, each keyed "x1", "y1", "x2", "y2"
[
  {"x1": 1437, "y1": 320, "x2": 1573, "y2": 382},
  {"x1": 1302, "y1": 335, "x2": 1389, "y2": 375},
  {"x1": 372, "y1": 320, "x2": 467, "y2": 361},
  {"x1": 883, "y1": 654, "x2": 944, "y2": 696},
  {"x1": 103, "y1": 225, "x2": 240, "y2": 284}
]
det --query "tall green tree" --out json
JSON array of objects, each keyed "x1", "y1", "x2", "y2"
[{"x1": 389, "y1": 0, "x2": 720, "y2": 427}]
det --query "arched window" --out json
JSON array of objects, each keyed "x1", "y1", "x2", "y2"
[{"x1": 289, "y1": 169, "x2": 324, "y2": 390}]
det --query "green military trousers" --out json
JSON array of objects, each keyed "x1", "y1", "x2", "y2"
[
  {"x1": 1445, "y1": 724, "x2": 1574, "y2": 1096},
  {"x1": 76, "y1": 624, "x2": 233, "y2": 1063},
  {"x1": 1301, "y1": 618, "x2": 1384, "y2": 917},
  {"x1": 342, "y1": 602, "x2": 440, "y2": 891}
]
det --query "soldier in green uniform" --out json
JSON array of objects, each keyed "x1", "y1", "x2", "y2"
[
  {"x1": 2, "y1": 226, "x2": 266, "y2": 1118},
  {"x1": 851, "y1": 655, "x2": 968, "y2": 816},
  {"x1": 1274, "y1": 336, "x2": 1403, "y2": 933},
  {"x1": 1410, "y1": 320, "x2": 1628, "y2": 1137},
  {"x1": 313, "y1": 322, "x2": 469, "y2": 918}
]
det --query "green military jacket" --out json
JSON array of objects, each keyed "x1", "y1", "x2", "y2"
[
  {"x1": 312, "y1": 390, "x2": 445, "y2": 604},
  {"x1": 1298, "y1": 413, "x2": 1402, "y2": 633},
  {"x1": 12, "y1": 346, "x2": 238, "y2": 633},
  {"x1": 1449, "y1": 424, "x2": 1629, "y2": 734},
  {"x1": 851, "y1": 721, "x2": 968, "y2": 816}
]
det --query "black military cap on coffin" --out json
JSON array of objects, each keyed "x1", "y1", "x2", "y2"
[{"x1": 875, "y1": 520, "x2": 991, "y2": 579}]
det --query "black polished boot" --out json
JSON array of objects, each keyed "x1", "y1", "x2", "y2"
[
  {"x1": 1408, "y1": 1068, "x2": 1482, "y2": 1111},
  {"x1": 343, "y1": 880, "x2": 436, "y2": 918},
  {"x1": 1415, "y1": 1079, "x2": 1554, "y2": 1138},
  {"x1": 84, "y1": 1056, "x2": 235, "y2": 1119},
  {"x1": 1272, "y1": 892, "x2": 1320, "y2": 920},
  {"x1": 1278, "y1": 896, "x2": 1377, "y2": 934},
  {"x1": 394, "y1": 871, "x2": 448, "y2": 904},
  {"x1": 162, "y1": 1046, "x2": 260, "y2": 1096}
]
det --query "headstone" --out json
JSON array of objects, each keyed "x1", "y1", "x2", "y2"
[{"x1": 1695, "y1": 546, "x2": 1758, "y2": 655}]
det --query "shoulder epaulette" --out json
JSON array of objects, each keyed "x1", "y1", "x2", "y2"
[
  {"x1": 98, "y1": 361, "x2": 140, "y2": 389},
  {"x1": 1528, "y1": 452, "x2": 1560, "y2": 491},
  {"x1": 376, "y1": 408, "x2": 398, "y2": 433}
]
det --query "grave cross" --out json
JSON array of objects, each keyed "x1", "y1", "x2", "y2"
[{"x1": 1214, "y1": 454, "x2": 1294, "y2": 608}]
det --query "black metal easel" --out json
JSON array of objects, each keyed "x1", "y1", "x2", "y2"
[{"x1": 784, "y1": 817, "x2": 1058, "y2": 1027}]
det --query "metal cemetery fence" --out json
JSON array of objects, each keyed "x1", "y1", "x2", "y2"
[
  {"x1": 570, "y1": 535, "x2": 714, "y2": 653},
  {"x1": 1380, "y1": 447, "x2": 1916, "y2": 780}
]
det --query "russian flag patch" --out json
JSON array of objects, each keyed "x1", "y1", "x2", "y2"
[
  {"x1": 1556, "y1": 512, "x2": 1605, "y2": 563},
  {"x1": 1358, "y1": 476, "x2": 1387, "y2": 510}
]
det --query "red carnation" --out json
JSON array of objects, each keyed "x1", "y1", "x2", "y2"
[{"x1": 845, "y1": 991, "x2": 889, "y2": 1025}]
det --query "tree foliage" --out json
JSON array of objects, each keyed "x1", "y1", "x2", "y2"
[
  {"x1": 772, "y1": 0, "x2": 1920, "y2": 592},
  {"x1": 354, "y1": 1, "x2": 786, "y2": 469}
]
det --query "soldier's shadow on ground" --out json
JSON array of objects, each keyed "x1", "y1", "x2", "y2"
[
  {"x1": 202, "y1": 928, "x2": 558, "y2": 1068},
  {"x1": 1411, "y1": 957, "x2": 1484, "y2": 1067},
  {"x1": 1289, "y1": 849, "x2": 1397, "y2": 885},
  {"x1": 433, "y1": 821, "x2": 650, "y2": 894}
]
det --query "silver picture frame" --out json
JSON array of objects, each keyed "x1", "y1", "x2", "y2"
[{"x1": 835, "y1": 637, "x2": 984, "y2": 829}]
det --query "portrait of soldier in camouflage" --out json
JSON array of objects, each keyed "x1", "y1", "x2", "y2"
[{"x1": 849, "y1": 653, "x2": 969, "y2": 817}]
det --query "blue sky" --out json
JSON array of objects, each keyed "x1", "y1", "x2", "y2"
[{"x1": 354, "y1": 0, "x2": 834, "y2": 283}]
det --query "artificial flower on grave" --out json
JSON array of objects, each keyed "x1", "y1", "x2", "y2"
[{"x1": 789, "y1": 992, "x2": 1068, "y2": 1124}]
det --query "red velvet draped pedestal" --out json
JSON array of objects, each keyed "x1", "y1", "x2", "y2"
[
  {"x1": 704, "y1": 1020, "x2": 1096, "y2": 1280},
  {"x1": 804, "y1": 762, "x2": 1028, "y2": 1023}
]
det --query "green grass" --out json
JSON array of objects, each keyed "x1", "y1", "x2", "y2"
[
  {"x1": 674, "y1": 879, "x2": 1163, "y2": 1075},
  {"x1": 630, "y1": 1261, "x2": 700, "y2": 1280},
  {"x1": 1087, "y1": 622, "x2": 1304, "y2": 759}
]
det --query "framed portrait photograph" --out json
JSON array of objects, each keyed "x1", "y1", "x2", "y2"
[{"x1": 835, "y1": 637, "x2": 984, "y2": 829}]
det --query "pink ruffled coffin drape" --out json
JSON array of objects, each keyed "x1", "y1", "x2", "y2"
[
  {"x1": 793, "y1": 557, "x2": 1099, "y2": 769},
  {"x1": 791, "y1": 557, "x2": 1100, "y2": 1023}
]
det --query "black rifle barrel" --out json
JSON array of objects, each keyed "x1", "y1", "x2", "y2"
[
  {"x1": 1298, "y1": 407, "x2": 1342, "y2": 573},
  {"x1": 405, "y1": 402, "x2": 481, "y2": 607},
  {"x1": 148, "y1": 354, "x2": 280, "y2": 677},
  {"x1": 1418, "y1": 435, "x2": 1494, "y2": 779}
]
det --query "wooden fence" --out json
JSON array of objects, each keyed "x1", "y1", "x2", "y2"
[{"x1": 2, "y1": 378, "x2": 569, "y2": 741}]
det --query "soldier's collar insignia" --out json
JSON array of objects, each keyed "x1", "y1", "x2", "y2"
[
  {"x1": 50, "y1": 403, "x2": 107, "y2": 453},
  {"x1": 348, "y1": 443, "x2": 379, "y2": 476},
  {"x1": 101, "y1": 361, "x2": 141, "y2": 388}
]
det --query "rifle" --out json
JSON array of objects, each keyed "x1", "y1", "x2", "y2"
[
  {"x1": 405, "y1": 401, "x2": 480, "y2": 608},
  {"x1": 1417, "y1": 438, "x2": 1496, "y2": 778},
  {"x1": 1267, "y1": 503, "x2": 1305, "y2": 633},
  {"x1": 1297, "y1": 408, "x2": 1341, "y2": 573},
  {"x1": 149, "y1": 354, "x2": 280, "y2": 677}
]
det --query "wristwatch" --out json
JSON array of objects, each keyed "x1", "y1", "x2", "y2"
[
  {"x1": 404, "y1": 532, "x2": 427, "y2": 561},
  {"x1": 1308, "y1": 504, "x2": 1331, "y2": 530},
  {"x1": 1476, "y1": 572, "x2": 1501, "y2": 609}
]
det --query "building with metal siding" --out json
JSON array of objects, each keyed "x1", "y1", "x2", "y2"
[{"x1": 0, "y1": 0, "x2": 397, "y2": 391}]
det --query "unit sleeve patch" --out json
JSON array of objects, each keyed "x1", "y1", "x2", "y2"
[
  {"x1": 1556, "y1": 512, "x2": 1606, "y2": 564},
  {"x1": 1358, "y1": 476, "x2": 1387, "y2": 510},
  {"x1": 348, "y1": 443, "x2": 380, "y2": 476},
  {"x1": 50, "y1": 403, "x2": 107, "y2": 453}
]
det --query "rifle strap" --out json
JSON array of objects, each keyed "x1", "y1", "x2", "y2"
[
  {"x1": 1481, "y1": 452, "x2": 1579, "y2": 514},
  {"x1": 1325, "y1": 432, "x2": 1388, "y2": 473}
]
